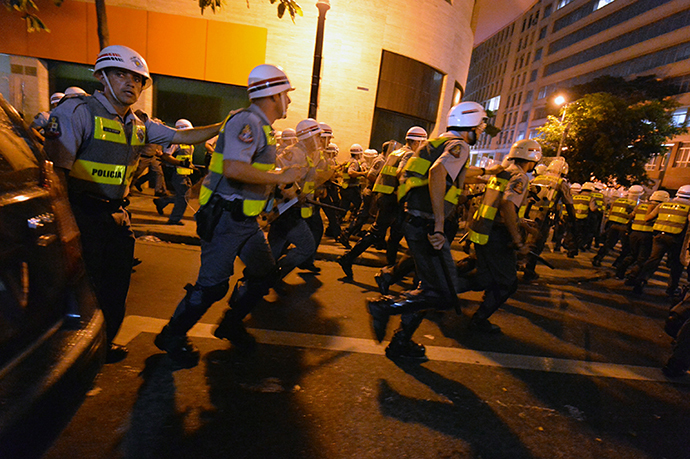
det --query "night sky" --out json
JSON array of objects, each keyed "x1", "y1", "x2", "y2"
[{"x1": 474, "y1": 0, "x2": 537, "y2": 44}]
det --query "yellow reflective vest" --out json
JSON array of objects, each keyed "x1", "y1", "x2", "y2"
[
  {"x1": 68, "y1": 96, "x2": 145, "y2": 200},
  {"x1": 467, "y1": 170, "x2": 512, "y2": 245},
  {"x1": 653, "y1": 201, "x2": 690, "y2": 234}
]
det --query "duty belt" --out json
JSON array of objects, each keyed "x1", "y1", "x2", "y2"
[
  {"x1": 405, "y1": 213, "x2": 433, "y2": 228},
  {"x1": 69, "y1": 192, "x2": 128, "y2": 211}
]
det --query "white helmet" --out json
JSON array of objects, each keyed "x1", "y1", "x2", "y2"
[
  {"x1": 547, "y1": 157, "x2": 569, "y2": 175},
  {"x1": 50, "y1": 92, "x2": 65, "y2": 105},
  {"x1": 676, "y1": 185, "x2": 690, "y2": 199},
  {"x1": 175, "y1": 119, "x2": 193, "y2": 130},
  {"x1": 447, "y1": 101, "x2": 487, "y2": 130},
  {"x1": 350, "y1": 144, "x2": 364, "y2": 156},
  {"x1": 64, "y1": 86, "x2": 87, "y2": 96},
  {"x1": 570, "y1": 183, "x2": 582, "y2": 193},
  {"x1": 406, "y1": 126, "x2": 428, "y2": 141},
  {"x1": 281, "y1": 128, "x2": 297, "y2": 142},
  {"x1": 534, "y1": 164, "x2": 547, "y2": 175},
  {"x1": 650, "y1": 190, "x2": 670, "y2": 202},
  {"x1": 247, "y1": 64, "x2": 293, "y2": 100},
  {"x1": 31, "y1": 111, "x2": 50, "y2": 128},
  {"x1": 319, "y1": 122, "x2": 333, "y2": 138},
  {"x1": 364, "y1": 148, "x2": 378, "y2": 162},
  {"x1": 628, "y1": 184, "x2": 644, "y2": 198},
  {"x1": 95, "y1": 45, "x2": 151, "y2": 89},
  {"x1": 507, "y1": 139, "x2": 542, "y2": 162},
  {"x1": 295, "y1": 118, "x2": 321, "y2": 140},
  {"x1": 326, "y1": 143, "x2": 339, "y2": 155},
  {"x1": 581, "y1": 182, "x2": 596, "y2": 192}
]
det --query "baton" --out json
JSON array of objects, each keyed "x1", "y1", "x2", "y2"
[
  {"x1": 306, "y1": 198, "x2": 347, "y2": 213},
  {"x1": 529, "y1": 251, "x2": 555, "y2": 269}
]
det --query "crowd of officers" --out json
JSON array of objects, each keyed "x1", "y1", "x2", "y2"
[{"x1": 40, "y1": 44, "x2": 690, "y2": 378}]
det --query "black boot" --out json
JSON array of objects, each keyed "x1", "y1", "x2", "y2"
[
  {"x1": 155, "y1": 325, "x2": 200, "y2": 368},
  {"x1": 366, "y1": 294, "x2": 432, "y2": 342},
  {"x1": 337, "y1": 255, "x2": 354, "y2": 278},
  {"x1": 214, "y1": 316, "x2": 257, "y2": 352},
  {"x1": 385, "y1": 330, "x2": 428, "y2": 362}
]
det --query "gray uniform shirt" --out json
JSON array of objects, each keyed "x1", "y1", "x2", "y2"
[{"x1": 44, "y1": 91, "x2": 175, "y2": 171}]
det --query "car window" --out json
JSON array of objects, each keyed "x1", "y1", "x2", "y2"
[{"x1": 0, "y1": 109, "x2": 40, "y2": 193}]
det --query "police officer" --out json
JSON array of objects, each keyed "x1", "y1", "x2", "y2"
[
  {"x1": 366, "y1": 101, "x2": 501, "y2": 360},
  {"x1": 154, "y1": 119, "x2": 196, "y2": 225},
  {"x1": 522, "y1": 157, "x2": 575, "y2": 281},
  {"x1": 337, "y1": 127, "x2": 427, "y2": 279},
  {"x1": 338, "y1": 144, "x2": 368, "y2": 247},
  {"x1": 463, "y1": 139, "x2": 541, "y2": 332},
  {"x1": 591, "y1": 185, "x2": 643, "y2": 267},
  {"x1": 663, "y1": 294, "x2": 690, "y2": 378},
  {"x1": 567, "y1": 182, "x2": 597, "y2": 257},
  {"x1": 155, "y1": 64, "x2": 304, "y2": 367},
  {"x1": 44, "y1": 45, "x2": 221, "y2": 363},
  {"x1": 619, "y1": 190, "x2": 669, "y2": 281},
  {"x1": 631, "y1": 185, "x2": 690, "y2": 296},
  {"x1": 269, "y1": 118, "x2": 323, "y2": 281}
]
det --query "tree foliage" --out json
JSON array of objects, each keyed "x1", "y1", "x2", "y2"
[
  {"x1": 537, "y1": 92, "x2": 686, "y2": 186},
  {"x1": 4, "y1": 0, "x2": 303, "y2": 33},
  {"x1": 198, "y1": 0, "x2": 302, "y2": 21},
  {"x1": 3, "y1": 0, "x2": 62, "y2": 32}
]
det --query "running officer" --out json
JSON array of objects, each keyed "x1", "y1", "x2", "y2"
[
  {"x1": 366, "y1": 101, "x2": 502, "y2": 361},
  {"x1": 155, "y1": 64, "x2": 304, "y2": 367}
]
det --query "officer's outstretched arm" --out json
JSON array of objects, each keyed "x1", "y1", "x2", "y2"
[
  {"x1": 172, "y1": 122, "x2": 222, "y2": 145},
  {"x1": 224, "y1": 159, "x2": 305, "y2": 185}
]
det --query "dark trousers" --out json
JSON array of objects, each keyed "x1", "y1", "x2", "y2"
[
  {"x1": 157, "y1": 169, "x2": 191, "y2": 222},
  {"x1": 71, "y1": 198, "x2": 135, "y2": 344},
  {"x1": 618, "y1": 231, "x2": 653, "y2": 279},
  {"x1": 635, "y1": 232, "x2": 684, "y2": 291},
  {"x1": 594, "y1": 222, "x2": 629, "y2": 263}
]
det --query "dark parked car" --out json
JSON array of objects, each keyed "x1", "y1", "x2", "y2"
[{"x1": 0, "y1": 95, "x2": 106, "y2": 458}]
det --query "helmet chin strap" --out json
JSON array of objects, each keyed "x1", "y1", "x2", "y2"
[
  {"x1": 467, "y1": 130, "x2": 478, "y2": 146},
  {"x1": 103, "y1": 73, "x2": 125, "y2": 106},
  {"x1": 278, "y1": 93, "x2": 288, "y2": 118}
]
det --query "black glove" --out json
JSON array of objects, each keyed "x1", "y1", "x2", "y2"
[{"x1": 180, "y1": 158, "x2": 191, "y2": 168}]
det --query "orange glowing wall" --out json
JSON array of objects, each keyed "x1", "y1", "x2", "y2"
[{"x1": 0, "y1": 2, "x2": 267, "y2": 87}]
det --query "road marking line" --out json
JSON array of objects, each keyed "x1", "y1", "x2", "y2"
[{"x1": 115, "y1": 315, "x2": 687, "y2": 384}]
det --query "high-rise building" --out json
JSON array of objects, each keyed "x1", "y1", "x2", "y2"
[{"x1": 466, "y1": 0, "x2": 690, "y2": 188}]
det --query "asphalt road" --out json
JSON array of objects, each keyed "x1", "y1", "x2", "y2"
[{"x1": 43, "y1": 237, "x2": 690, "y2": 459}]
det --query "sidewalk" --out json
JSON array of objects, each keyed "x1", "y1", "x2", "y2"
[{"x1": 127, "y1": 188, "x2": 606, "y2": 284}]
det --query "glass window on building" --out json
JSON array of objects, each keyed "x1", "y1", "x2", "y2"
[
  {"x1": 557, "y1": 0, "x2": 574, "y2": 10},
  {"x1": 672, "y1": 108, "x2": 688, "y2": 127},
  {"x1": 487, "y1": 95, "x2": 501, "y2": 111},
  {"x1": 525, "y1": 90, "x2": 534, "y2": 103},
  {"x1": 594, "y1": 0, "x2": 616, "y2": 10},
  {"x1": 539, "y1": 26, "x2": 548, "y2": 40},
  {"x1": 371, "y1": 50, "x2": 443, "y2": 150},
  {"x1": 530, "y1": 69, "x2": 538, "y2": 82},
  {"x1": 538, "y1": 86, "x2": 547, "y2": 99},
  {"x1": 544, "y1": 3, "x2": 553, "y2": 18},
  {"x1": 521, "y1": 110, "x2": 529, "y2": 123},
  {"x1": 673, "y1": 143, "x2": 690, "y2": 168},
  {"x1": 517, "y1": 131, "x2": 526, "y2": 140},
  {"x1": 534, "y1": 48, "x2": 543, "y2": 61}
]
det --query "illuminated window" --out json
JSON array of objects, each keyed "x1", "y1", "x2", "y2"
[
  {"x1": 673, "y1": 143, "x2": 690, "y2": 168},
  {"x1": 672, "y1": 108, "x2": 688, "y2": 127},
  {"x1": 594, "y1": 0, "x2": 615, "y2": 10},
  {"x1": 487, "y1": 95, "x2": 501, "y2": 111},
  {"x1": 557, "y1": 0, "x2": 573, "y2": 10}
]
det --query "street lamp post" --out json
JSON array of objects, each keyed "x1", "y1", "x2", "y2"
[
  {"x1": 554, "y1": 95, "x2": 570, "y2": 158},
  {"x1": 308, "y1": 0, "x2": 330, "y2": 119}
]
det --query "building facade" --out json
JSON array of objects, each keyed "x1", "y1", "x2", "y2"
[
  {"x1": 0, "y1": 0, "x2": 476, "y2": 161},
  {"x1": 465, "y1": 0, "x2": 690, "y2": 189}
]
